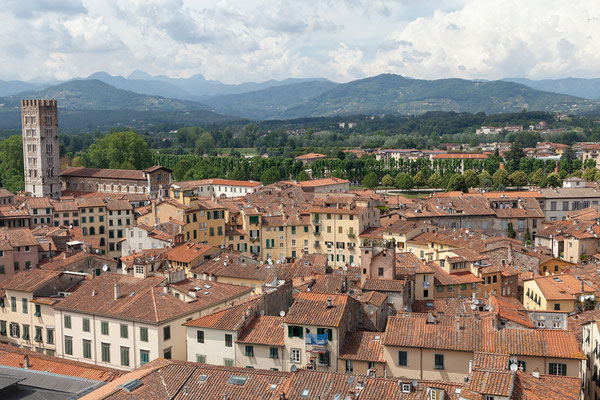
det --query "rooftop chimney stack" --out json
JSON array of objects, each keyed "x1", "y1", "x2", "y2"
[
  {"x1": 326, "y1": 297, "x2": 332, "y2": 308},
  {"x1": 114, "y1": 283, "x2": 121, "y2": 300}
]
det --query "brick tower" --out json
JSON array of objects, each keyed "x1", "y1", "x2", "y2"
[{"x1": 21, "y1": 99, "x2": 61, "y2": 198}]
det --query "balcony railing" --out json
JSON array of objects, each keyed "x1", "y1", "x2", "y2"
[
  {"x1": 312, "y1": 219, "x2": 321, "y2": 225},
  {"x1": 314, "y1": 231, "x2": 321, "y2": 236},
  {"x1": 347, "y1": 233, "x2": 355, "y2": 238}
]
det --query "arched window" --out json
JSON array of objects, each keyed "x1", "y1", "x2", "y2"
[
  {"x1": 82, "y1": 227, "x2": 88, "y2": 235},
  {"x1": 99, "y1": 238, "x2": 105, "y2": 246},
  {"x1": 99, "y1": 226, "x2": 105, "y2": 234},
  {"x1": 89, "y1": 227, "x2": 95, "y2": 235}
]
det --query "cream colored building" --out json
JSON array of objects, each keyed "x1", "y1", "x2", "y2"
[
  {"x1": 54, "y1": 272, "x2": 251, "y2": 371},
  {"x1": 309, "y1": 193, "x2": 380, "y2": 268},
  {"x1": 0, "y1": 269, "x2": 85, "y2": 356}
]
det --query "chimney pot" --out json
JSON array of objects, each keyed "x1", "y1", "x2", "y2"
[
  {"x1": 114, "y1": 283, "x2": 121, "y2": 300},
  {"x1": 23, "y1": 355, "x2": 29, "y2": 369}
]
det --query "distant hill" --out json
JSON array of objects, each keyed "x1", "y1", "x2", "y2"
[
  {"x1": 0, "y1": 80, "x2": 50, "y2": 97},
  {"x1": 0, "y1": 80, "x2": 241, "y2": 131},
  {"x1": 503, "y1": 77, "x2": 600, "y2": 100},
  {"x1": 203, "y1": 80, "x2": 339, "y2": 119},
  {"x1": 281, "y1": 74, "x2": 596, "y2": 118}
]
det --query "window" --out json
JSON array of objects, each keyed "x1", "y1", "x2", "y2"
[
  {"x1": 64, "y1": 336, "x2": 73, "y2": 355},
  {"x1": 47, "y1": 328, "x2": 54, "y2": 344},
  {"x1": 101, "y1": 343, "x2": 110, "y2": 362},
  {"x1": 120, "y1": 324, "x2": 128, "y2": 338},
  {"x1": 270, "y1": 347, "x2": 279, "y2": 359},
  {"x1": 197, "y1": 330, "x2": 204, "y2": 343},
  {"x1": 83, "y1": 339, "x2": 92, "y2": 359},
  {"x1": 434, "y1": 354, "x2": 444, "y2": 369},
  {"x1": 22, "y1": 298, "x2": 28, "y2": 314},
  {"x1": 22, "y1": 324, "x2": 29, "y2": 340},
  {"x1": 224, "y1": 358, "x2": 234, "y2": 367},
  {"x1": 549, "y1": 363, "x2": 567, "y2": 376},
  {"x1": 554, "y1": 303, "x2": 561, "y2": 311},
  {"x1": 245, "y1": 345, "x2": 254, "y2": 357},
  {"x1": 0, "y1": 320, "x2": 5, "y2": 336},
  {"x1": 345, "y1": 359, "x2": 354, "y2": 372},
  {"x1": 83, "y1": 318, "x2": 90, "y2": 332},
  {"x1": 197, "y1": 354, "x2": 207, "y2": 363},
  {"x1": 34, "y1": 326, "x2": 42, "y2": 342},
  {"x1": 101, "y1": 321, "x2": 109, "y2": 335},
  {"x1": 288, "y1": 325, "x2": 303, "y2": 338},
  {"x1": 164, "y1": 348, "x2": 172, "y2": 359},
  {"x1": 64, "y1": 315, "x2": 71, "y2": 329},
  {"x1": 318, "y1": 352, "x2": 330, "y2": 366},
  {"x1": 398, "y1": 350, "x2": 408, "y2": 366},
  {"x1": 120, "y1": 346, "x2": 130, "y2": 366},
  {"x1": 10, "y1": 297, "x2": 16, "y2": 312},
  {"x1": 140, "y1": 327, "x2": 148, "y2": 342},
  {"x1": 378, "y1": 267, "x2": 384, "y2": 276},
  {"x1": 291, "y1": 348, "x2": 301, "y2": 363},
  {"x1": 163, "y1": 326, "x2": 170, "y2": 340},
  {"x1": 9, "y1": 323, "x2": 19, "y2": 338},
  {"x1": 34, "y1": 304, "x2": 41, "y2": 317},
  {"x1": 225, "y1": 334, "x2": 232, "y2": 347},
  {"x1": 140, "y1": 350, "x2": 150, "y2": 365}
]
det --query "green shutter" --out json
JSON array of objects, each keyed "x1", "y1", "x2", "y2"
[
  {"x1": 328, "y1": 329, "x2": 332, "y2": 341},
  {"x1": 299, "y1": 328, "x2": 303, "y2": 339},
  {"x1": 288, "y1": 326, "x2": 293, "y2": 338}
]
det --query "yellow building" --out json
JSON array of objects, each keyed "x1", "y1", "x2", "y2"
[
  {"x1": 523, "y1": 274, "x2": 596, "y2": 312},
  {"x1": 184, "y1": 199, "x2": 226, "y2": 247},
  {"x1": 78, "y1": 198, "x2": 108, "y2": 254}
]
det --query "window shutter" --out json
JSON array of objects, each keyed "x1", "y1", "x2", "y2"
[
  {"x1": 328, "y1": 329, "x2": 333, "y2": 341},
  {"x1": 299, "y1": 327, "x2": 303, "y2": 339},
  {"x1": 288, "y1": 326, "x2": 293, "y2": 338}
]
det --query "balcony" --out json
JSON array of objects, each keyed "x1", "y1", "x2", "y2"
[
  {"x1": 250, "y1": 236, "x2": 259, "y2": 243},
  {"x1": 314, "y1": 231, "x2": 321, "y2": 236},
  {"x1": 312, "y1": 219, "x2": 321, "y2": 225},
  {"x1": 347, "y1": 233, "x2": 355, "y2": 239}
]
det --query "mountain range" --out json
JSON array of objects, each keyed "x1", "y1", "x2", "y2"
[{"x1": 1, "y1": 72, "x2": 599, "y2": 130}]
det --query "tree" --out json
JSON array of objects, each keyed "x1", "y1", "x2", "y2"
[
  {"x1": 195, "y1": 132, "x2": 216, "y2": 155},
  {"x1": 381, "y1": 174, "x2": 395, "y2": 187},
  {"x1": 507, "y1": 222, "x2": 516, "y2": 239},
  {"x1": 545, "y1": 172, "x2": 562, "y2": 188},
  {"x1": 478, "y1": 170, "x2": 492, "y2": 186},
  {"x1": 413, "y1": 170, "x2": 426, "y2": 187},
  {"x1": 583, "y1": 168, "x2": 597, "y2": 182},
  {"x1": 173, "y1": 159, "x2": 194, "y2": 181},
  {"x1": 446, "y1": 174, "x2": 468, "y2": 193},
  {"x1": 0, "y1": 135, "x2": 24, "y2": 193},
  {"x1": 492, "y1": 169, "x2": 509, "y2": 188},
  {"x1": 362, "y1": 172, "x2": 379, "y2": 189},
  {"x1": 505, "y1": 142, "x2": 524, "y2": 171},
  {"x1": 529, "y1": 168, "x2": 544, "y2": 186},
  {"x1": 464, "y1": 169, "x2": 478, "y2": 188},
  {"x1": 296, "y1": 170, "x2": 310, "y2": 181},
  {"x1": 427, "y1": 171, "x2": 442, "y2": 188},
  {"x1": 559, "y1": 147, "x2": 576, "y2": 173},
  {"x1": 509, "y1": 171, "x2": 528, "y2": 187},
  {"x1": 394, "y1": 173, "x2": 414, "y2": 190},
  {"x1": 524, "y1": 229, "x2": 532, "y2": 246},
  {"x1": 261, "y1": 167, "x2": 280, "y2": 185},
  {"x1": 84, "y1": 131, "x2": 152, "y2": 170}
]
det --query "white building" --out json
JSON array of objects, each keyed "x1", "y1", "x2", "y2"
[{"x1": 171, "y1": 179, "x2": 262, "y2": 200}]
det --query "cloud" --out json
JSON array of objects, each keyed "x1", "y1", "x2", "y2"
[{"x1": 0, "y1": 0, "x2": 598, "y2": 83}]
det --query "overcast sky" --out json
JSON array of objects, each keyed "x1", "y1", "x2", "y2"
[{"x1": 2, "y1": 0, "x2": 599, "y2": 83}]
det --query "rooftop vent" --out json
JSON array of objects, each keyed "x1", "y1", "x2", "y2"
[
  {"x1": 121, "y1": 379, "x2": 143, "y2": 393},
  {"x1": 227, "y1": 376, "x2": 247, "y2": 386}
]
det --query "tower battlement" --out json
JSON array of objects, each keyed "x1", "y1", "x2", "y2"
[{"x1": 21, "y1": 99, "x2": 58, "y2": 107}]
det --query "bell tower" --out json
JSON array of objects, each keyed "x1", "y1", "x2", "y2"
[{"x1": 21, "y1": 99, "x2": 61, "y2": 198}]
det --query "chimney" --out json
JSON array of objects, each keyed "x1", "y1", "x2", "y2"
[
  {"x1": 532, "y1": 367, "x2": 540, "y2": 379},
  {"x1": 456, "y1": 320, "x2": 462, "y2": 331},
  {"x1": 114, "y1": 283, "x2": 121, "y2": 300},
  {"x1": 91, "y1": 289, "x2": 97, "y2": 297},
  {"x1": 326, "y1": 297, "x2": 332, "y2": 308},
  {"x1": 23, "y1": 355, "x2": 29, "y2": 369}
]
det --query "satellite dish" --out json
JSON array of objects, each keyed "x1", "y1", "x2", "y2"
[
  {"x1": 102, "y1": 265, "x2": 108, "y2": 272},
  {"x1": 470, "y1": 304, "x2": 477, "y2": 310},
  {"x1": 260, "y1": 310, "x2": 265, "y2": 316},
  {"x1": 342, "y1": 265, "x2": 348, "y2": 271},
  {"x1": 411, "y1": 380, "x2": 418, "y2": 388},
  {"x1": 279, "y1": 310, "x2": 286, "y2": 317},
  {"x1": 350, "y1": 262, "x2": 355, "y2": 267},
  {"x1": 290, "y1": 365, "x2": 297, "y2": 372},
  {"x1": 510, "y1": 363, "x2": 518, "y2": 372}
]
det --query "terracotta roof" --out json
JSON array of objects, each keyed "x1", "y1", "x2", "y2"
[
  {"x1": 529, "y1": 274, "x2": 595, "y2": 300},
  {"x1": 396, "y1": 252, "x2": 434, "y2": 274},
  {"x1": 383, "y1": 314, "x2": 585, "y2": 360},
  {"x1": 61, "y1": 166, "x2": 148, "y2": 180},
  {"x1": 165, "y1": 243, "x2": 216, "y2": 263},
  {"x1": 172, "y1": 178, "x2": 262, "y2": 189},
  {"x1": 184, "y1": 297, "x2": 260, "y2": 331},
  {"x1": 0, "y1": 269, "x2": 61, "y2": 292},
  {"x1": 432, "y1": 153, "x2": 487, "y2": 159},
  {"x1": 429, "y1": 263, "x2": 483, "y2": 285},
  {"x1": 88, "y1": 359, "x2": 289, "y2": 400},
  {"x1": 55, "y1": 273, "x2": 252, "y2": 324},
  {"x1": 338, "y1": 331, "x2": 385, "y2": 363},
  {"x1": 471, "y1": 352, "x2": 511, "y2": 370},
  {"x1": 298, "y1": 177, "x2": 349, "y2": 187},
  {"x1": 286, "y1": 292, "x2": 351, "y2": 328},
  {"x1": 26, "y1": 197, "x2": 52, "y2": 209},
  {"x1": 0, "y1": 343, "x2": 122, "y2": 381},
  {"x1": 463, "y1": 369, "x2": 514, "y2": 397},
  {"x1": 1, "y1": 228, "x2": 39, "y2": 247},
  {"x1": 39, "y1": 252, "x2": 115, "y2": 271},
  {"x1": 106, "y1": 199, "x2": 132, "y2": 211},
  {"x1": 357, "y1": 291, "x2": 388, "y2": 308},
  {"x1": 513, "y1": 371, "x2": 581, "y2": 400},
  {"x1": 295, "y1": 153, "x2": 327, "y2": 159},
  {"x1": 362, "y1": 279, "x2": 406, "y2": 293},
  {"x1": 490, "y1": 295, "x2": 534, "y2": 328},
  {"x1": 236, "y1": 316, "x2": 285, "y2": 346}
]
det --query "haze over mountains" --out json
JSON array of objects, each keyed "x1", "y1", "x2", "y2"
[{"x1": 1, "y1": 71, "x2": 600, "y2": 131}]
